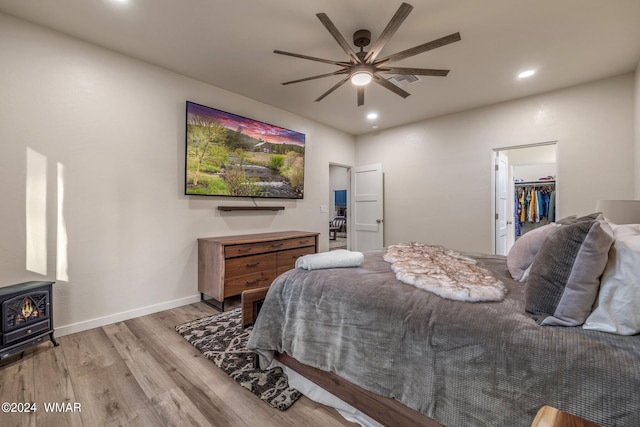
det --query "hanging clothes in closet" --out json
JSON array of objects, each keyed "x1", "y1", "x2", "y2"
[{"x1": 514, "y1": 181, "x2": 555, "y2": 238}]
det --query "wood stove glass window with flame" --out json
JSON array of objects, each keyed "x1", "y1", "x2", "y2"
[{"x1": 0, "y1": 281, "x2": 57, "y2": 360}]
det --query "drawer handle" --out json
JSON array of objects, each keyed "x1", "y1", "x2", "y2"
[
  {"x1": 245, "y1": 278, "x2": 267, "y2": 286},
  {"x1": 246, "y1": 262, "x2": 259, "y2": 268},
  {"x1": 27, "y1": 329, "x2": 32, "y2": 334},
  {"x1": 238, "y1": 248, "x2": 252, "y2": 253},
  {"x1": 271, "y1": 243, "x2": 283, "y2": 248}
]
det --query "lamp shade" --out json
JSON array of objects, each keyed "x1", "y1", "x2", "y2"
[{"x1": 595, "y1": 200, "x2": 640, "y2": 224}]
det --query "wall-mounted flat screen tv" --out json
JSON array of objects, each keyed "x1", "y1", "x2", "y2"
[{"x1": 185, "y1": 101, "x2": 305, "y2": 199}]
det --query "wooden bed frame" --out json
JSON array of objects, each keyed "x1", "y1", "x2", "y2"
[
  {"x1": 274, "y1": 352, "x2": 441, "y2": 427},
  {"x1": 240, "y1": 289, "x2": 595, "y2": 427}
]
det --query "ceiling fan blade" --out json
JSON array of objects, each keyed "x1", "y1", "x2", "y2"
[
  {"x1": 376, "y1": 67, "x2": 450, "y2": 76},
  {"x1": 315, "y1": 75, "x2": 350, "y2": 102},
  {"x1": 364, "y1": 2, "x2": 413, "y2": 63},
  {"x1": 373, "y1": 74, "x2": 411, "y2": 98},
  {"x1": 375, "y1": 32, "x2": 461, "y2": 65},
  {"x1": 316, "y1": 13, "x2": 360, "y2": 63},
  {"x1": 282, "y1": 70, "x2": 349, "y2": 85},
  {"x1": 274, "y1": 50, "x2": 350, "y2": 67},
  {"x1": 357, "y1": 86, "x2": 365, "y2": 106}
]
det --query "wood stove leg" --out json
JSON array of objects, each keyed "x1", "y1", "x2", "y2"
[{"x1": 50, "y1": 332, "x2": 59, "y2": 347}]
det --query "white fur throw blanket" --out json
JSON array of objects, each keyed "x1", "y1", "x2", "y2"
[{"x1": 383, "y1": 243, "x2": 507, "y2": 302}]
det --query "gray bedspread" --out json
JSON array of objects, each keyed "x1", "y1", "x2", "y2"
[{"x1": 247, "y1": 251, "x2": 640, "y2": 427}]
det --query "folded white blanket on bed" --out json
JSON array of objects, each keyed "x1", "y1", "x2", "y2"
[{"x1": 295, "y1": 249, "x2": 364, "y2": 270}]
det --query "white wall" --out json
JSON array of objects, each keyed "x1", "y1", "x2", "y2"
[
  {"x1": 355, "y1": 74, "x2": 635, "y2": 253},
  {"x1": 506, "y1": 144, "x2": 557, "y2": 168},
  {"x1": 505, "y1": 144, "x2": 557, "y2": 182},
  {"x1": 0, "y1": 14, "x2": 355, "y2": 334},
  {"x1": 512, "y1": 164, "x2": 556, "y2": 182}
]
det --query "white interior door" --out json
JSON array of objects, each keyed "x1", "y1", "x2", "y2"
[
  {"x1": 495, "y1": 152, "x2": 509, "y2": 255},
  {"x1": 351, "y1": 163, "x2": 384, "y2": 252}
]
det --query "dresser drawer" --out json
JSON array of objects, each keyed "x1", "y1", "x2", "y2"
[
  {"x1": 225, "y1": 242, "x2": 273, "y2": 258},
  {"x1": 225, "y1": 253, "x2": 276, "y2": 278},
  {"x1": 276, "y1": 247, "x2": 315, "y2": 274},
  {"x1": 224, "y1": 271, "x2": 277, "y2": 297},
  {"x1": 278, "y1": 236, "x2": 316, "y2": 250},
  {"x1": 225, "y1": 236, "x2": 316, "y2": 258}
]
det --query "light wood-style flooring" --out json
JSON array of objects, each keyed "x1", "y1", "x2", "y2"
[{"x1": 0, "y1": 302, "x2": 355, "y2": 427}]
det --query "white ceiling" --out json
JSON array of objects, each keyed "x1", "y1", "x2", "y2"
[{"x1": 1, "y1": 0, "x2": 639, "y2": 135}]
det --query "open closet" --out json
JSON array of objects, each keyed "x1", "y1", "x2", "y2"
[
  {"x1": 515, "y1": 180, "x2": 556, "y2": 238},
  {"x1": 494, "y1": 142, "x2": 557, "y2": 255}
]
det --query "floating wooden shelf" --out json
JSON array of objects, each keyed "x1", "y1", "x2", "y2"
[{"x1": 217, "y1": 206, "x2": 285, "y2": 212}]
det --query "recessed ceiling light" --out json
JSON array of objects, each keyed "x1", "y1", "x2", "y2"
[
  {"x1": 517, "y1": 69, "x2": 536, "y2": 79},
  {"x1": 367, "y1": 112, "x2": 378, "y2": 120}
]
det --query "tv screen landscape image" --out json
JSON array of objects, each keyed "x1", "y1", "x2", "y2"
[{"x1": 185, "y1": 101, "x2": 305, "y2": 199}]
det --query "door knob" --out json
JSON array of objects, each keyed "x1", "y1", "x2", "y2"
[{"x1": 376, "y1": 219, "x2": 383, "y2": 224}]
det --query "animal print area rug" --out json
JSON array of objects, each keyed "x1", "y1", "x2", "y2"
[
  {"x1": 384, "y1": 243, "x2": 508, "y2": 302},
  {"x1": 175, "y1": 308, "x2": 301, "y2": 410}
]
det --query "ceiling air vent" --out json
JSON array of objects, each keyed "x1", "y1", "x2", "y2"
[{"x1": 387, "y1": 74, "x2": 422, "y2": 88}]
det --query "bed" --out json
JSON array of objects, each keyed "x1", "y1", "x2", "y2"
[{"x1": 246, "y1": 237, "x2": 640, "y2": 426}]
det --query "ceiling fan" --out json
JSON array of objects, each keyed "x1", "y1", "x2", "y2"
[{"x1": 274, "y1": 2, "x2": 461, "y2": 106}]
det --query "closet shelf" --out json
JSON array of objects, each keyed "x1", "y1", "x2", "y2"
[{"x1": 514, "y1": 180, "x2": 555, "y2": 186}]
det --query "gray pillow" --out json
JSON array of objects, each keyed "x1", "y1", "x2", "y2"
[
  {"x1": 555, "y1": 214, "x2": 578, "y2": 224},
  {"x1": 556, "y1": 212, "x2": 601, "y2": 225},
  {"x1": 525, "y1": 218, "x2": 614, "y2": 326},
  {"x1": 507, "y1": 223, "x2": 561, "y2": 281}
]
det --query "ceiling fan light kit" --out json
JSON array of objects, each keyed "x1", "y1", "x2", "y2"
[
  {"x1": 275, "y1": 2, "x2": 461, "y2": 106},
  {"x1": 350, "y1": 68, "x2": 373, "y2": 86}
]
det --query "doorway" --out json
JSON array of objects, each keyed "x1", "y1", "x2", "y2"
[
  {"x1": 329, "y1": 164, "x2": 350, "y2": 251},
  {"x1": 492, "y1": 142, "x2": 558, "y2": 255}
]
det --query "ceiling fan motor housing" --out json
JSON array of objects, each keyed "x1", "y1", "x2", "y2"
[{"x1": 353, "y1": 29, "x2": 371, "y2": 48}]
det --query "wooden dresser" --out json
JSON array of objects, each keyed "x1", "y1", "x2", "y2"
[{"x1": 198, "y1": 230, "x2": 319, "y2": 310}]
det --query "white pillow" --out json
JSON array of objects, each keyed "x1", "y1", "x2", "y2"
[{"x1": 583, "y1": 223, "x2": 640, "y2": 335}]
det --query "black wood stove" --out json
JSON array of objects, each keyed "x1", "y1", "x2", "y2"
[{"x1": 0, "y1": 281, "x2": 57, "y2": 359}]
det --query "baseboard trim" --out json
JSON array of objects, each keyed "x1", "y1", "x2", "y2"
[{"x1": 55, "y1": 294, "x2": 202, "y2": 337}]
